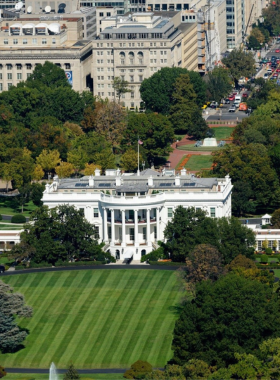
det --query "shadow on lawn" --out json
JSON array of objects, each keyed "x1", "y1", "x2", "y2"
[{"x1": 168, "y1": 304, "x2": 184, "y2": 317}]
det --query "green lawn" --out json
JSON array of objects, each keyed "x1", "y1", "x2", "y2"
[
  {"x1": 0, "y1": 270, "x2": 181, "y2": 369},
  {"x1": 185, "y1": 155, "x2": 213, "y2": 171},
  {"x1": 178, "y1": 144, "x2": 222, "y2": 152},
  {"x1": 212, "y1": 127, "x2": 233, "y2": 140},
  {"x1": 0, "y1": 199, "x2": 37, "y2": 217}
]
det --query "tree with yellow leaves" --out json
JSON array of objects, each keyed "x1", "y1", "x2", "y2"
[
  {"x1": 55, "y1": 162, "x2": 74, "y2": 178},
  {"x1": 83, "y1": 163, "x2": 101, "y2": 176},
  {"x1": 36, "y1": 149, "x2": 61, "y2": 173},
  {"x1": 32, "y1": 164, "x2": 44, "y2": 182}
]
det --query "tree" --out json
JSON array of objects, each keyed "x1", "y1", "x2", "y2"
[
  {"x1": 0, "y1": 280, "x2": 32, "y2": 353},
  {"x1": 36, "y1": 149, "x2": 61, "y2": 173},
  {"x1": 171, "y1": 274, "x2": 280, "y2": 368},
  {"x1": 271, "y1": 208, "x2": 280, "y2": 228},
  {"x1": 184, "y1": 244, "x2": 225, "y2": 284},
  {"x1": 1, "y1": 163, "x2": 13, "y2": 192},
  {"x1": 63, "y1": 363, "x2": 80, "y2": 380},
  {"x1": 112, "y1": 77, "x2": 131, "y2": 103},
  {"x1": 83, "y1": 163, "x2": 101, "y2": 176},
  {"x1": 17, "y1": 184, "x2": 32, "y2": 213},
  {"x1": 120, "y1": 149, "x2": 142, "y2": 172},
  {"x1": 32, "y1": 164, "x2": 44, "y2": 182},
  {"x1": 222, "y1": 48, "x2": 255, "y2": 88},
  {"x1": 206, "y1": 68, "x2": 232, "y2": 102},
  {"x1": 169, "y1": 74, "x2": 198, "y2": 133},
  {"x1": 124, "y1": 360, "x2": 153, "y2": 379},
  {"x1": 92, "y1": 99, "x2": 126, "y2": 147},
  {"x1": 30, "y1": 182, "x2": 45, "y2": 207},
  {"x1": 55, "y1": 162, "x2": 74, "y2": 178},
  {"x1": 250, "y1": 28, "x2": 265, "y2": 44},
  {"x1": 122, "y1": 112, "x2": 174, "y2": 163},
  {"x1": 227, "y1": 254, "x2": 257, "y2": 271},
  {"x1": 247, "y1": 35, "x2": 261, "y2": 50},
  {"x1": 21, "y1": 205, "x2": 105, "y2": 264},
  {"x1": 145, "y1": 365, "x2": 186, "y2": 380},
  {"x1": 25, "y1": 61, "x2": 70, "y2": 89},
  {"x1": 140, "y1": 68, "x2": 206, "y2": 114}
]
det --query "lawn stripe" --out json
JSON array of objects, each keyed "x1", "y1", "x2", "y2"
[
  {"x1": 35, "y1": 270, "x2": 94, "y2": 368},
  {"x1": 110, "y1": 271, "x2": 166, "y2": 367},
  {"x1": 60, "y1": 270, "x2": 128, "y2": 367},
  {"x1": 85, "y1": 270, "x2": 151, "y2": 367},
  {"x1": 3, "y1": 272, "x2": 61, "y2": 368},
  {"x1": 21, "y1": 271, "x2": 76, "y2": 368},
  {"x1": 53, "y1": 270, "x2": 114, "y2": 367},
  {"x1": 126, "y1": 272, "x2": 176, "y2": 364}
]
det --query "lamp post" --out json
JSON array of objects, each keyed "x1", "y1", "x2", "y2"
[{"x1": 142, "y1": 161, "x2": 145, "y2": 171}]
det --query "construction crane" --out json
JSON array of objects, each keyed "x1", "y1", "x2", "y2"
[{"x1": 242, "y1": 3, "x2": 254, "y2": 45}]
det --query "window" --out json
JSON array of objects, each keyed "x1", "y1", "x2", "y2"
[
  {"x1": 27, "y1": 73, "x2": 31, "y2": 78},
  {"x1": 23, "y1": 39, "x2": 27, "y2": 44},
  {"x1": 168, "y1": 208, "x2": 173, "y2": 218},
  {"x1": 52, "y1": 38, "x2": 56, "y2": 44},
  {"x1": 8, "y1": 83, "x2": 12, "y2": 89},
  {"x1": 143, "y1": 227, "x2": 147, "y2": 240},
  {"x1": 154, "y1": 226, "x2": 157, "y2": 239},
  {"x1": 139, "y1": 75, "x2": 143, "y2": 82},
  {"x1": 129, "y1": 228, "x2": 135, "y2": 241},
  {"x1": 26, "y1": 64, "x2": 32, "y2": 70},
  {"x1": 13, "y1": 39, "x2": 18, "y2": 44},
  {"x1": 7, "y1": 73, "x2": 12, "y2": 80},
  {"x1": 131, "y1": 92, "x2": 134, "y2": 98},
  {"x1": 65, "y1": 63, "x2": 71, "y2": 69},
  {"x1": 42, "y1": 38, "x2": 47, "y2": 45},
  {"x1": 130, "y1": 75, "x2": 134, "y2": 82},
  {"x1": 32, "y1": 38, "x2": 37, "y2": 44},
  {"x1": 210, "y1": 208, "x2": 216, "y2": 218},
  {"x1": 4, "y1": 39, "x2": 8, "y2": 45},
  {"x1": 0, "y1": 74, "x2": 2, "y2": 80},
  {"x1": 17, "y1": 73, "x2": 22, "y2": 80},
  {"x1": 94, "y1": 208, "x2": 99, "y2": 217},
  {"x1": 108, "y1": 226, "x2": 111, "y2": 239},
  {"x1": 0, "y1": 83, "x2": 2, "y2": 91},
  {"x1": 7, "y1": 64, "x2": 12, "y2": 70}
]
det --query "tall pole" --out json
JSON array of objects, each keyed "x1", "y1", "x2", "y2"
[{"x1": 137, "y1": 136, "x2": 140, "y2": 176}]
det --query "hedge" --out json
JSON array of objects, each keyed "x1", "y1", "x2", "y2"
[
  {"x1": 0, "y1": 214, "x2": 2, "y2": 221},
  {"x1": 149, "y1": 261, "x2": 186, "y2": 266},
  {"x1": 55, "y1": 260, "x2": 105, "y2": 267},
  {"x1": 256, "y1": 264, "x2": 280, "y2": 269},
  {"x1": 11, "y1": 214, "x2": 26, "y2": 224}
]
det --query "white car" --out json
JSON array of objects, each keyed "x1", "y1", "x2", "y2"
[{"x1": 229, "y1": 105, "x2": 236, "y2": 113}]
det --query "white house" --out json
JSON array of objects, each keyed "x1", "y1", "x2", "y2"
[{"x1": 42, "y1": 168, "x2": 233, "y2": 261}]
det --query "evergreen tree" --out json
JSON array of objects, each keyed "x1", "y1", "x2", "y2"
[{"x1": 63, "y1": 363, "x2": 80, "y2": 380}]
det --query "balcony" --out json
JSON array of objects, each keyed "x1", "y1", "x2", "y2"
[{"x1": 107, "y1": 217, "x2": 157, "y2": 224}]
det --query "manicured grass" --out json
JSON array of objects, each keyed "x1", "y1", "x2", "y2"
[
  {"x1": 0, "y1": 224, "x2": 23, "y2": 230},
  {"x1": 0, "y1": 199, "x2": 37, "y2": 217},
  {"x1": 185, "y1": 155, "x2": 213, "y2": 171},
  {"x1": 0, "y1": 270, "x2": 181, "y2": 369},
  {"x1": 178, "y1": 144, "x2": 222, "y2": 152},
  {"x1": 5, "y1": 374, "x2": 123, "y2": 379},
  {"x1": 212, "y1": 127, "x2": 233, "y2": 140}
]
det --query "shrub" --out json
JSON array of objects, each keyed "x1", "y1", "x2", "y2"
[
  {"x1": 124, "y1": 360, "x2": 153, "y2": 379},
  {"x1": 0, "y1": 214, "x2": 2, "y2": 221},
  {"x1": 260, "y1": 255, "x2": 269, "y2": 263},
  {"x1": 29, "y1": 261, "x2": 52, "y2": 268},
  {"x1": 11, "y1": 214, "x2": 26, "y2": 224},
  {"x1": 140, "y1": 247, "x2": 168, "y2": 263},
  {"x1": 265, "y1": 248, "x2": 273, "y2": 255}
]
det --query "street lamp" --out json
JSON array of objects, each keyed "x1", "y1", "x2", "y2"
[{"x1": 142, "y1": 161, "x2": 145, "y2": 171}]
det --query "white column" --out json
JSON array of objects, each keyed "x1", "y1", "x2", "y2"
[
  {"x1": 121, "y1": 209, "x2": 126, "y2": 247},
  {"x1": 103, "y1": 207, "x2": 108, "y2": 242},
  {"x1": 156, "y1": 207, "x2": 160, "y2": 242},
  {"x1": 134, "y1": 209, "x2": 139, "y2": 246},
  {"x1": 147, "y1": 208, "x2": 151, "y2": 246},
  {"x1": 110, "y1": 209, "x2": 115, "y2": 246}
]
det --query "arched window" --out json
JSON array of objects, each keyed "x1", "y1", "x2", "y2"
[
  {"x1": 119, "y1": 51, "x2": 125, "y2": 58},
  {"x1": 137, "y1": 51, "x2": 143, "y2": 58},
  {"x1": 128, "y1": 51, "x2": 134, "y2": 64},
  {"x1": 141, "y1": 249, "x2": 146, "y2": 257}
]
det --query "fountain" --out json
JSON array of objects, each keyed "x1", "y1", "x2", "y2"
[{"x1": 49, "y1": 362, "x2": 58, "y2": 380}]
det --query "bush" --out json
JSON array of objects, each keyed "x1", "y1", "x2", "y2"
[
  {"x1": 260, "y1": 255, "x2": 269, "y2": 263},
  {"x1": 15, "y1": 265, "x2": 26, "y2": 270},
  {"x1": 11, "y1": 214, "x2": 26, "y2": 224},
  {"x1": 0, "y1": 214, "x2": 2, "y2": 221},
  {"x1": 140, "y1": 246, "x2": 168, "y2": 263},
  {"x1": 265, "y1": 248, "x2": 273, "y2": 255},
  {"x1": 55, "y1": 260, "x2": 105, "y2": 267},
  {"x1": 123, "y1": 360, "x2": 152, "y2": 379},
  {"x1": 29, "y1": 261, "x2": 52, "y2": 268}
]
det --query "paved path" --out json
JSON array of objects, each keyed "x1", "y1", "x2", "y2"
[{"x1": 1, "y1": 264, "x2": 179, "y2": 277}]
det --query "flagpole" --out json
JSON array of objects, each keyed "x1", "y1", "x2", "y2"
[{"x1": 137, "y1": 136, "x2": 140, "y2": 176}]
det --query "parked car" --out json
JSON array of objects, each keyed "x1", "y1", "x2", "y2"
[
  {"x1": 276, "y1": 49, "x2": 280, "y2": 53},
  {"x1": 242, "y1": 93, "x2": 248, "y2": 98},
  {"x1": 228, "y1": 94, "x2": 235, "y2": 101},
  {"x1": 0, "y1": 265, "x2": 5, "y2": 274},
  {"x1": 273, "y1": 73, "x2": 278, "y2": 78},
  {"x1": 229, "y1": 105, "x2": 236, "y2": 113},
  {"x1": 210, "y1": 101, "x2": 219, "y2": 109},
  {"x1": 239, "y1": 102, "x2": 248, "y2": 111},
  {"x1": 264, "y1": 73, "x2": 269, "y2": 79},
  {"x1": 225, "y1": 98, "x2": 230, "y2": 104}
]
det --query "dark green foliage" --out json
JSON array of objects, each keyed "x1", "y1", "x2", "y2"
[
  {"x1": 265, "y1": 248, "x2": 273, "y2": 254},
  {"x1": 25, "y1": 61, "x2": 70, "y2": 89},
  {"x1": 0, "y1": 214, "x2": 2, "y2": 221},
  {"x1": 222, "y1": 48, "x2": 255, "y2": 88},
  {"x1": 163, "y1": 206, "x2": 255, "y2": 263},
  {"x1": 124, "y1": 360, "x2": 153, "y2": 379},
  {"x1": 206, "y1": 68, "x2": 232, "y2": 102},
  {"x1": 63, "y1": 363, "x2": 80, "y2": 380},
  {"x1": 140, "y1": 68, "x2": 206, "y2": 114},
  {"x1": 30, "y1": 183, "x2": 45, "y2": 207},
  {"x1": 232, "y1": 181, "x2": 257, "y2": 217},
  {"x1": 171, "y1": 274, "x2": 280, "y2": 368},
  {"x1": 260, "y1": 255, "x2": 269, "y2": 263},
  {"x1": 140, "y1": 246, "x2": 168, "y2": 263},
  {"x1": 21, "y1": 205, "x2": 106, "y2": 264},
  {"x1": 11, "y1": 214, "x2": 26, "y2": 224}
]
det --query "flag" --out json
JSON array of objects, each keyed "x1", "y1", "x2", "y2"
[{"x1": 138, "y1": 139, "x2": 143, "y2": 145}]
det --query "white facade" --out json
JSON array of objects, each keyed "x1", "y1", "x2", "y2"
[{"x1": 42, "y1": 169, "x2": 233, "y2": 261}]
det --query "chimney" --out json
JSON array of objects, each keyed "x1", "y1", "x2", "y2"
[
  {"x1": 45, "y1": 184, "x2": 50, "y2": 193},
  {"x1": 95, "y1": 168, "x2": 101, "y2": 176},
  {"x1": 181, "y1": 168, "x2": 186, "y2": 176},
  {"x1": 116, "y1": 176, "x2": 121, "y2": 186},
  {"x1": 89, "y1": 175, "x2": 94, "y2": 187},
  {"x1": 148, "y1": 175, "x2": 153, "y2": 186},
  {"x1": 175, "y1": 175, "x2": 180, "y2": 186}
]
